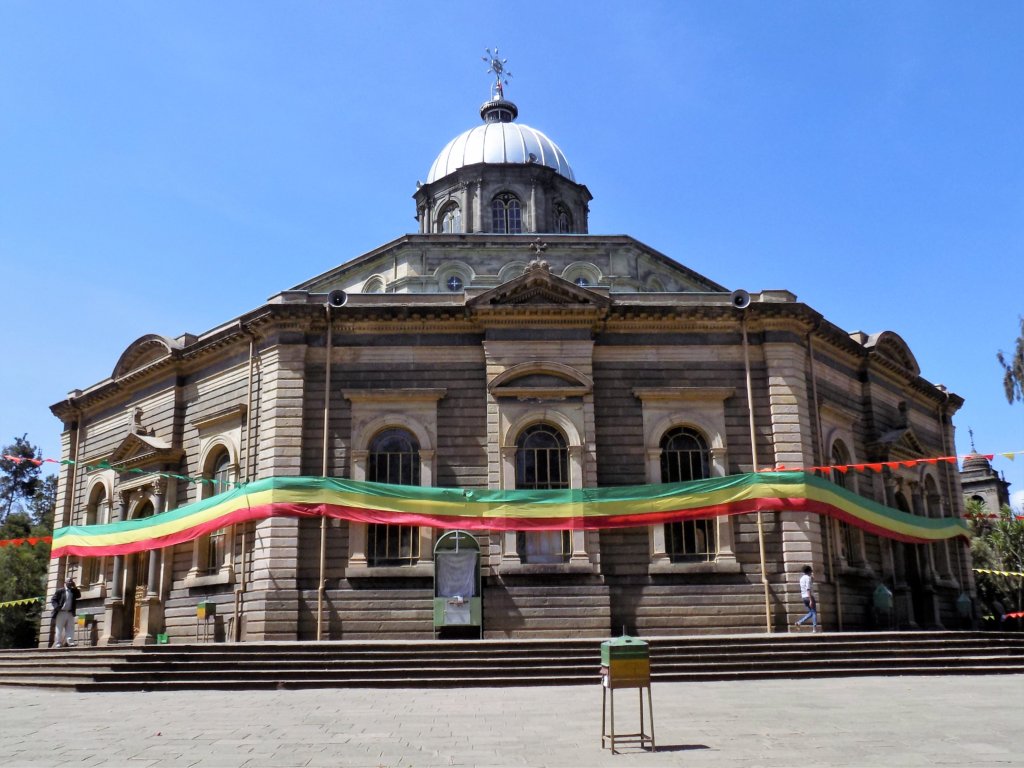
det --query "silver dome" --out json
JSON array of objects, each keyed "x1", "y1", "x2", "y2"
[{"x1": 426, "y1": 121, "x2": 576, "y2": 184}]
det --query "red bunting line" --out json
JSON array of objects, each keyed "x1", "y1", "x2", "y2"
[
  {"x1": 771, "y1": 454, "x2": 1008, "y2": 474},
  {"x1": 6, "y1": 449, "x2": 1024, "y2": 492},
  {"x1": 0, "y1": 536, "x2": 52, "y2": 548},
  {"x1": 1, "y1": 455, "x2": 63, "y2": 467},
  {"x1": 1006, "y1": 611, "x2": 1024, "y2": 620}
]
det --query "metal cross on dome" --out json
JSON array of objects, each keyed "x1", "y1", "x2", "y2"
[{"x1": 483, "y1": 47, "x2": 512, "y2": 99}]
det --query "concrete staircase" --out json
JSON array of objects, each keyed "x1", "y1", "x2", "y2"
[{"x1": 1, "y1": 631, "x2": 1022, "y2": 692}]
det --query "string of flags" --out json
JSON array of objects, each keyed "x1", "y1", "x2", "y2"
[
  {"x1": 772, "y1": 451, "x2": 1022, "y2": 474},
  {"x1": 973, "y1": 568, "x2": 1024, "y2": 578},
  {"x1": 1, "y1": 455, "x2": 238, "y2": 488},
  {"x1": 0, "y1": 536, "x2": 51, "y2": 548},
  {"x1": 7, "y1": 450, "x2": 1024, "y2": 494},
  {"x1": 0, "y1": 596, "x2": 43, "y2": 610}
]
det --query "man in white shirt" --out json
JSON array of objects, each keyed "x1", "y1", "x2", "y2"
[{"x1": 793, "y1": 565, "x2": 818, "y2": 632}]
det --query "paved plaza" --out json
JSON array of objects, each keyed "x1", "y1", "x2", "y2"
[{"x1": 1, "y1": 674, "x2": 1021, "y2": 767}]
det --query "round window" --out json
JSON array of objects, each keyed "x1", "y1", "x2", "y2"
[{"x1": 446, "y1": 275, "x2": 464, "y2": 292}]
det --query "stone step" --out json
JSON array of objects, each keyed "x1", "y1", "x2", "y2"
[{"x1": 2, "y1": 632, "x2": 1022, "y2": 691}]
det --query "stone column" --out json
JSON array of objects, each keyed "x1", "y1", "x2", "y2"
[
  {"x1": 244, "y1": 342, "x2": 308, "y2": 640},
  {"x1": 100, "y1": 491, "x2": 130, "y2": 645},
  {"x1": 764, "y1": 336, "x2": 821, "y2": 630},
  {"x1": 474, "y1": 180, "x2": 485, "y2": 233},
  {"x1": 135, "y1": 481, "x2": 166, "y2": 645}
]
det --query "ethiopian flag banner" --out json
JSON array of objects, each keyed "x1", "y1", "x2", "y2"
[{"x1": 50, "y1": 471, "x2": 970, "y2": 558}]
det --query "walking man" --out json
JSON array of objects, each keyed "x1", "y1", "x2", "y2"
[{"x1": 794, "y1": 565, "x2": 818, "y2": 632}]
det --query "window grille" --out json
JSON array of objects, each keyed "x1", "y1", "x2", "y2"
[
  {"x1": 661, "y1": 427, "x2": 716, "y2": 562},
  {"x1": 830, "y1": 442, "x2": 860, "y2": 564},
  {"x1": 82, "y1": 487, "x2": 105, "y2": 585},
  {"x1": 202, "y1": 453, "x2": 232, "y2": 575},
  {"x1": 515, "y1": 424, "x2": 571, "y2": 563},
  {"x1": 367, "y1": 428, "x2": 421, "y2": 566}
]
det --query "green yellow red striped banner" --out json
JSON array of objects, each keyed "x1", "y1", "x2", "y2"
[{"x1": 50, "y1": 471, "x2": 970, "y2": 558}]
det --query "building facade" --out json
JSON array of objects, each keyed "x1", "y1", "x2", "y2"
[{"x1": 43, "y1": 84, "x2": 974, "y2": 646}]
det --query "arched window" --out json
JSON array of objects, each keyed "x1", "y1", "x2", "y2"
[
  {"x1": 82, "y1": 485, "x2": 106, "y2": 585},
  {"x1": 515, "y1": 424, "x2": 570, "y2": 564},
  {"x1": 660, "y1": 427, "x2": 715, "y2": 562},
  {"x1": 367, "y1": 428, "x2": 421, "y2": 566},
  {"x1": 830, "y1": 441, "x2": 862, "y2": 565},
  {"x1": 199, "y1": 452, "x2": 232, "y2": 575},
  {"x1": 439, "y1": 203, "x2": 462, "y2": 233},
  {"x1": 492, "y1": 193, "x2": 523, "y2": 234},
  {"x1": 555, "y1": 205, "x2": 572, "y2": 234},
  {"x1": 362, "y1": 277, "x2": 385, "y2": 294}
]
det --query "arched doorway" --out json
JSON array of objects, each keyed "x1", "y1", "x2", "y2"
[
  {"x1": 893, "y1": 492, "x2": 929, "y2": 628},
  {"x1": 123, "y1": 499, "x2": 154, "y2": 640}
]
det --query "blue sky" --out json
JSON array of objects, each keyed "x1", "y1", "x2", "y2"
[{"x1": 2, "y1": 2, "x2": 1022, "y2": 507}]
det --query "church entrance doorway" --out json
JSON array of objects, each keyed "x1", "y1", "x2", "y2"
[{"x1": 122, "y1": 500, "x2": 154, "y2": 641}]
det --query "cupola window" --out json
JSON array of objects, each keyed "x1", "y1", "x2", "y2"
[
  {"x1": 439, "y1": 203, "x2": 462, "y2": 234},
  {"x1": 492, "y1": 193, "x2": 522, "y2": 234},
  {"x1": 555, "y1": 205, "x2": 572, "y2": 234}
]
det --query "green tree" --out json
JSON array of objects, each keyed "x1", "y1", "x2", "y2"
[
  {"x1": 27, "y1": 474, "x2": 56, "y2": 530},
  {"x1": 0, "y1": 435, "x2": 43, "y2": 522},
  {"x1": 997, "y1": 316, "x2": 1024, "y2": 404},
  {"x1": 0, "y1": 512, "x2": 52, "y2": 647},
  {"x1": 0, "y1": 436, "x2": 54, "y2": 647},
  {"x1": 966, "y1": 498, "x2": 1024, "y2": 627}
]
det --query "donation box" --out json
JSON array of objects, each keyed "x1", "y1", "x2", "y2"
[
  {"x1": 600, "y1": 635, "x2": 651, "y2": 688},
  {"x1": 433, "y1": 530, "x2": 482, "y2": 638}
]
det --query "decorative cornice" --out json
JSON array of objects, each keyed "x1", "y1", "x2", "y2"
[
  {"x1": 191, "y1": 404, "x2": 248, "y2": 431},
  {"x1": 633, "y1": 387, "x2": 735, "y2": 403},
  {"x1": 343, "y1": 388, "x2": 447, "y2": 404}
]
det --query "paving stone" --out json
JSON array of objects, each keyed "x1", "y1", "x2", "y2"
[{"x1": 2, "y1": 676, "x2": 1023, "y2": 766}]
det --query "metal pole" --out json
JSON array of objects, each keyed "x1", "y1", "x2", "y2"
[
  {"x1": 742, "y1": 316, "x2": 772, "y2": 633},
  {"x1": 317, "y1": 305, "x2": 332, "y2": 641},
  {"x1": 233, "y1": 328, "x2": 256, "y2": 643}
]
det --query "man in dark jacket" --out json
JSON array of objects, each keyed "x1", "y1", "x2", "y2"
[{"x1": 50, "y1": 577, "x2": 81, "y2": 647}]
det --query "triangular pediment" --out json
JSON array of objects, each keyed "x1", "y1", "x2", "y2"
[
  {"x1": 869, "y1": 427, "x2": 926, "y2": 462},
  {"x1": 467, "y1": 260, "x2": 610, "y2": 309},
  {"x1": 108, "y1": 432, "x2": 183, "y2": 471},
  {"x1": 865, "y1": 331, "x2": 921, "y2": 377}
]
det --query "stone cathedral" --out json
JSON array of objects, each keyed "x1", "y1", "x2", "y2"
[{"x1": 43, "y1": 66, "x2": 974, "y2": 646}]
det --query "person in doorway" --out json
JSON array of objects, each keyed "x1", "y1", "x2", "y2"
[
  {"x1": 794, "y1": 565, "x2": 818, "y2": 632},
  {"x1": 50, "y1": 577, "x2": 81, "y2": 647}
]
